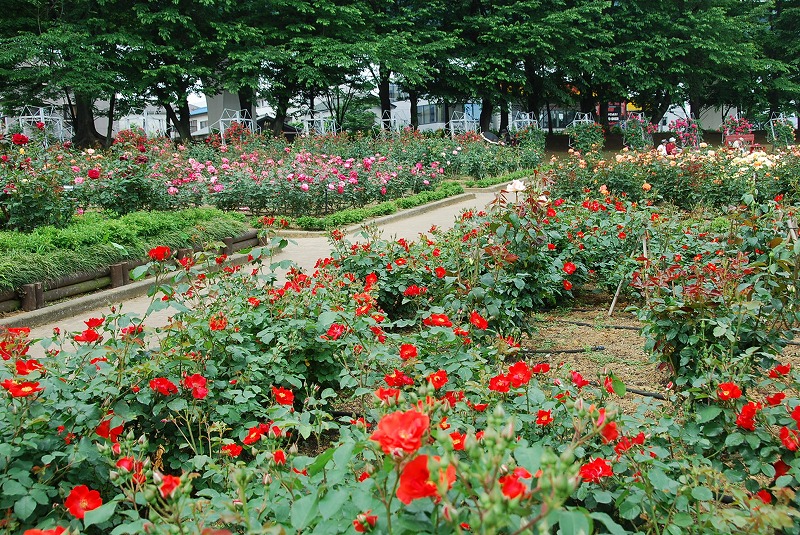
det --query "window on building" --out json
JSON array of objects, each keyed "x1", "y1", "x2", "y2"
[
  {"x1": 389, "y1": 84, "x2": 408, "y2": 101},
  {"x1": 417, "y1": 104, "x2": 445, "y2": 125},
  {"x1": 200, "y1": 120, "x2": 208, "y2": 130},
  {"x1": 190, "y1": 120, "x2": 198, "y2": 132}
]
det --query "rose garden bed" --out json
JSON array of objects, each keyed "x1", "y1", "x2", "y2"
[{"x1": 3, "y1": 128, "x2": 800, "y2": 533}]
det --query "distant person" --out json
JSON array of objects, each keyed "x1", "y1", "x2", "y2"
[
  {"x1": 657, "y1": 140, "x2": 668, "y2": 156},
  {"x1": 665, "y1": 137, "x2": 678, "y2": 155}
]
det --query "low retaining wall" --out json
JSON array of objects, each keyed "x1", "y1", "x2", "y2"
[{"x1": 3, "y1": 230, "x2": 265, "y2": 313}]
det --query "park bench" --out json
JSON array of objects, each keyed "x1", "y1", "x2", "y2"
[{"x1": 722, "y1": 132, "x2": 760, "y2": 151}]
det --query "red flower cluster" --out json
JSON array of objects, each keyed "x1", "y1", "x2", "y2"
[
  {"x1": 12, "y1": 133, "x2": 29, "y2": 145},
  {"x1": 353, "y1": 511, "x2": 378, "y2": 532},
  {"x1": 209, "y1": 314, "x2": 228, "y2": 331},
  {"x1": 370, "y1": 409, "x2": 429, "y2": 456},
  {"x1": 499, "y1": 467, "x2": 532, "y2": 499},
  {"x1": 579, "y1": 458, "x2": 613, "y2": 483},
  {"x1": 717, "y1": 381, "x2": 742, "y2": 401},
  {"x1": 385, "y1": 369, "x2": 414, "y2": 387},
  {"x1": 183, "y1": 374, "x2": 208, "y2": 399},
  {"x1": 396, "y1": 454, "x2": 456, "y2": 504},
  {"x1": 403, "y1": 284, "x2": 427, "y2": 297},
  {"x1": 158, "y1": 474, "x2": 181, "y2": 498},
  {"x1": 735, "y1": 401, "x2": 762, "y2": 431},
  {"x1": 150, "y1": 377, "x2": 178, "y2": 396}
]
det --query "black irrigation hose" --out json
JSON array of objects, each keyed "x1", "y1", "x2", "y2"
[
  {"x1": 520, "y1": 346, "x2": 606, "y2": 355},
  {"x1": 553, "y1": 320, "x2": 641, "y2": 331}
]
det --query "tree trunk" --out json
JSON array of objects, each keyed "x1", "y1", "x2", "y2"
[
  {"x1": 444, "y1": 101, "x2": 450, "y2": 135},
  {"x1": 237, "y1": 88, "x2": 255, "y2": 119},
  {"x1": 379, "y1": 64, "x2": 391, "y2": 130},
  {"x1": 546, "y1": 101, "x2": 553, "y2": 135},
  {"x1": 104, "y1": 92, "x2": 116, "y2": 148},
  {"x1": 410, "y1": 89, "x2": 419, "y2": 129},
  {"x1": 175, "y1": 100, "x2": 192, "y2": 140},
  {"x1": 272, "y1": 93, "x2": 289, "y2": 137},
  {"x1": 479, "y1": 96, "x2": 493, "y2": 132},
  {"x1": 499, "y1": 100, "x2": 509, "y2": 132},
  {"x1": 72, "y1": 92, "x2": 105, "y2": 149}
]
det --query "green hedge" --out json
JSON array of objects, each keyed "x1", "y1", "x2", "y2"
[
  {"x1": 0, "y1": 209, "x2": 248, "y2": 292},
  {"x1": 294, "y1": 182, "x2": 465, "y2": 230},
  {"x1": 464, "y1": 169, "x2": 538, "y2": 188}
]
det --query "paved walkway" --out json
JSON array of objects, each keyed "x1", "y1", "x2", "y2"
[{"x1": 5, "y1": 189, "x2": 501, "y2": 354}]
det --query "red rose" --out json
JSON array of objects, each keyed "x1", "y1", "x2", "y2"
[
  {"x1": 221, "y1": 443, "x2": 243, "y2": 457},
  {"x1": 508, "y1": 361, "x2": 532, "y2": 387},
  {"x1": 579, "y1": 458, "x2": 613, "y2": 483},
  {"x1": 399, "y1": 343, "x2": 418, "y2": 360},
  {"x1": 2, "y1": 380, "x2": 43, "y2": 397},
  {"x1": 84, "y1": 317, "x2": 104, "y2": 328},
  {"x1": 15, "y1": 359, "x2": 43, "y2": 375},
  {"x1": 23, "y1": 526, "x2": 66, "y2": 535},
  {"x1": 535, "y1": 409, "x2": 553, "y2": 426},
  {"x1": 375, "y1": 387, "x2": 400, "y2": 403},
  {"x1": 183, "y1": 374, "x2": 208, "y2": 399},
  {"x1": 563, "y1": 261, "x2": 577, "y2": 275},
  {"x1": 12, "y1": 133, "x2": 29, "y2": 145},
  {"x1": 158, "y1": 474, "x2": 181, "y2": 498},
  {"x1": 403, "y1": 285, "x2": 427, "y2": 297},
  {"x1": 435, "y1": 266, "x2": 446, "y2": 278},
  {"x1": 499, "y1": 467, "x2": 532, "y2": 499},
  {"x1": 571, "y1": 371, "x2": 590, "y2": 388},
  {"x1": 780, "y1": 427, "x2": 800, "y2": 451},
  {"x1": 531, "y1": 363, "x2": 550, "y2": 374},
  {"x1": 148, "y1": 246, "x2": 171, "y2": 261},
  {"x1": 64, "y1": 485, "x2": 102, "y2": 519},
  {"x1": 74, "y1": 328, "x2": 101, "y2": 343},
  {"x1": 209, "y1": 314, "x2": 228, "y2": 331},
  {"x1": 563, "y1": 280, "x2": 573, "y2": 291},
  {"x1": 272, "y1": 386, "x2": 294, "y2": 405},
  {"x1": 735, "y1": 401, "x2": 762, "y2": 431},
  {"x1": 149, "y1": 377, "x2": 178, "y2": 396},
  {"x1": 242, "y1": 426, "x2": 262, "y2": 445},
  {"x1": 370, "y1": 409, "x2": 429, "y2": 456},
  {"x1": 423, "y1": 313, "x2": 452, "y2": 328},
  {"x1": 469, "y1": 311, "x2": 488, "y2": 330},
  {"x1": 450, "y1": 432, "x2": 466, "y2": 450},
  {"x1": 396, "y1": 454, "x2": 456, "y2": 504},
  {"x1": 96, "y1": 415, "x2": 124, "y2": 442},
  {"x1": 600, "y1": 421, "x2": 619, "y2": 443},
  {"x1": 353, "y1": 511, "x2": 378, "y2": 533},
  {"x1": 717, "y1": 382, "x2": 742, "y2": 401},
  {"x1": 87, "y1": 168, "x2": 101, "y2": 179},
  {"x1": 427, "y1": 370, "x2": 448, "y2": 389},
  {"x1": 489, "y1": 374, "x2": 511, "y2": 393}
]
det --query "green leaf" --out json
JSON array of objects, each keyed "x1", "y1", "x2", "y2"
[
  {"x1": 611, "y1": 375, "x2": 626, "y2": 397},
  {"x1": 84, "y1": 501, "x2": 117, "y2": 527},
  {"x1": 691, "y1": 486, "x2": 713, "y2": 501},
  {"x1": 558, "y1": 509, "x2": 592, "y2": 535},
  {"x1": 648, "y1": 468, "x2": 679, "y2": 493},
  {"x1": 697, "y1": 406, "x2": 721, "y2": 423},
  {"x1": 130, "y1": 264, "x2": 149, "y2": 281},
  {"x1": 290, "y1": 493, "x2": 318, "y2": 530},
  {"x1": 13, "y1": 495, "x2": 36, "y2": 520},
  {"x1": 618, "y1": 497, "x2": 641, "y2": 520},
  {"x1": 590, "y1": 512, "x2": 627, "y2": 535},
  {"x1": 318, "y1": 489, "x2": 348, "y2": 520}
]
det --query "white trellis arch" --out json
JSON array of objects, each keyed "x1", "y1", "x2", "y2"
[
  {"x1": 15, "y1": 106, "x2": 73, "y2": 145},
  {"x1": 511, "y1": 112, "x2": 539, "y2": 132},
  {"x1": 450, "y1": 111, "x2": 479, "y2": 138},
  {"x1": 768, "y1": 112, "x2": 794, "y2": 146},
  {"x1": 381, "y1": 110, "x2": 410, "y2": 133},
  {"x1": 211, "y1": 109, "x2": 256, "y2": 146},
  {"x1": 302, "y1": 116, "x2": 338, "y2": 136},
  {"x1": 566, "y1": 112, "x2": 594, "y2": 148}
]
